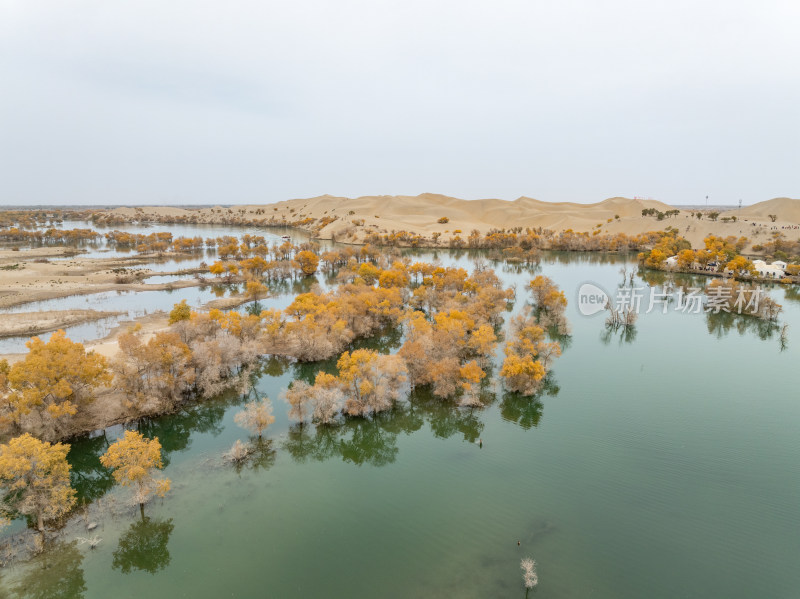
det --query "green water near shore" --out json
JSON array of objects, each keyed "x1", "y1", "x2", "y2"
[{"x1": 2, "y1": 249, "x2": 799, "y2": 598}]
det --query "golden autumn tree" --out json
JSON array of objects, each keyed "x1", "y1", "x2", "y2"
[
  {"x1": 725, "y1": 255, "x2": 757, "y2": 277},
  {"x1": 168, "y1": 299, "x2": 192, "y2": 324},
  {"x1": 100, "y1": 431, "x2": 170, "y2": 512},
  {"x1": 500, "y1": 354, "x2": 546, "y2": 395},
  {"x1": 293, "y1": 250, "x2": 320, "y2": 276},
  {"x1": 378, "y1": 264, "x2": 409, "y2": 288},
  {"x1": 245, "y1": 280, "x2": 268, "y2": 302},
  {"x1": 209, "y1": 261, "x2": 225, "y2": 277},
  {"x1": 459, "y1": 360, "x2": 485, "y2": 407},
  {"x1": 356, "y1": 262, "x2": 381, "y2": 285},
  {"x1": 224, "y1": 262, "x2": 240, "y2": 282},
  {"x1": 644, "y1": 248, "x2": 668, "y2": 269},
  {"x1": 334, "y1": 349, "x2": 407, "y2": 416},
  {"x1": 337, "y1": 349, "x2": 378, "y2": 415},
  {"x1": 527, "y1": 275, "x2": 569, "y2": 334},
  {"x1": 4, "y1": 330, "x2": 111, "y2": 435},
  {"x1": 282, "y1": 382, "x2": 314, "y2": 424},
  {"x1": 528, "y1": 275, "x2": 555, "y2": 307},
  {"x1": 468, "y1": 324, "x2": 498, "y2": 366},
  {"x1": 0, "y1": 433, "x2": 76, "y2": 531},
  {"x1": 500, "y1": 315, "x2": 555, "y2": 396},
  {"x1": 676, "y1": 249, "x2": 697, "y2": 270},
  {"x1": 234, "y1": 398, "x2": 275, "y2": 437}
]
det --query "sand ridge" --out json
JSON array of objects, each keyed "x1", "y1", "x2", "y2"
[{"x1": 105, "y1": 194, "x2": 800, "y2": 249}]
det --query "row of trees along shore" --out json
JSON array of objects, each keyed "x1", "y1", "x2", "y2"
[{"x1": 639, "y1": 230, "x2": 799, "y2": 287}]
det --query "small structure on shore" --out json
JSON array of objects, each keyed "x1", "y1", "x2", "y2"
[{"x1": 752, "y1": 260, "x2": 785, "y2": 279}]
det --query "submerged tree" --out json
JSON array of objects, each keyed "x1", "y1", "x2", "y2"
[
  {"x1": 500, "y1": 315, "x2": 557, "y2": 396},
  {"x1": 100, "y1": 431, "x2": 170, "y2": 514},
  {"x1": 233, "y1": 398, "x2": 275, "y2": 438},
  {"x1": 282, "y1": 381, "x2": 315, "y2": 424},
  {"x1": 336, "y1": 350, "x2": 408, "y2": 417},
  {"x1": 293, "y1": 250, "x2": 320, "y2": 276},
  {"x1": 458, "y1": 360, "x2": 485, "y2": 407},
  {"x1": 520, "y1": 557, "x2": 538, "y2": 591},
  {"x1": 0, "y1": 433, "x2": 76, "y2": 532},
  {"x1": 528, "y1": 275, "x2": 570, "y2": 334}
]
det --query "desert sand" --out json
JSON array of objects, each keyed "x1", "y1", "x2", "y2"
[
  {"x1": 105, "y1": 194, "x2": 800, "y2": 249},
  {"x1": 730, "y1": 197, "x2": 800, "y2": 222}
]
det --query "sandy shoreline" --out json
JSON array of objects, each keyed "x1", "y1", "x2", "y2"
[
  {"x1": 0, "y1": 248, "x2": 207, "y2": 309},
  {"x1": 0, "y1": 309, "x2": 124, "y2": 338}
]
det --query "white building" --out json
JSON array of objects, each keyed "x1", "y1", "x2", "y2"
[{"x1": 753, "y1": 259, "x2": 785, "y2": 279}]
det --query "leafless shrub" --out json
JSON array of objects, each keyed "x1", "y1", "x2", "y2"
[
  {"x1": 224, "y1": 439, "x2": 254, "y2": 464},
  {"x1": 520, "y1": 557, "x2": 538, "y2": 589}
]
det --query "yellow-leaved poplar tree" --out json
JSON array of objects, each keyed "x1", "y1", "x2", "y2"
[
  {"x1": 0, "y1": 433, "x2": 76, "y2": 531},
  {"x1": 459, "y1": 360, "x2": 485, "y2": 407},
  {"x1": 294, "y1": 250, "x2": 320, "y2": 276},
  {"x1": 100, "y1": 431, "x2": 170, "y2": 511},
  {"x1": 245, "y1": 280, "x2": 268, "y2": 302},
  {"x1": 168, "y1": 299, "x2": 192, "y2": 324},
  {"x1": 4, "y1": 330, "x2": 111, "y2": 435}
]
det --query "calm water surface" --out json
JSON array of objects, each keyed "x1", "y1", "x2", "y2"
[
  {"x1": 0, "y1": 222, "x2": 309, "y2": 352},
  {"x1": 2, "y1": 248, "x2": 799, "y2": 598}
]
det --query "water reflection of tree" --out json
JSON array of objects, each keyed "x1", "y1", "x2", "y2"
[
  {"x1": 409, "y1": 391, "x2": 485, "y2": 443},
  {"x1": 499, "y1": 262, "x2": 541, "y2": 276},
  {"x1": 112, "y1": 516, "x2": 175, "y2": 575},
  {"x1": 545, "y1": 251, "x2": 634, "y2": 266},
  {"x1": 282, "y1": 393, "x2": 497, "y2": 467},
  {"x1": 499, "y1": 376, "x2": 559, "y2": 430},
  {"x1": 705, "y1": 311, "x2": 780, "y2": 340},
  {"x1": 283, "y1": 413, "x2": 403, "y2": 468},
  {"x1": 12, "y1": 541, "x2": 86, "y2": 599},
  {"x1": 350, "y1": 325, "x2": 404, "y2": 353},
  {"x1": 600, "y1": 322, "x2": 637, "y2": 345},
  {"x1": 260, "y1": 355, "x2": 292, "y2": 378},
  {"x1": 637, "y1": 268, "x2": 670, "y2": 287},
  {"x1": 338, "y1": 418, "x2": 400, "y2": 467},
  {"x1": 136, "y1": 396, "x2": 229, "y2": 466},
  {"x1": 783, "y1": 286, "x2": 800, "y2": 304},
  {"x1": 231, "y1": 438, "x2": 277, "y2": 474},
  {"x1": 68, "y1": 433, "x2": 114, "y2": 504},
  {"x1": 68, "y1": 392, "x2": 233, "y2": 504}
]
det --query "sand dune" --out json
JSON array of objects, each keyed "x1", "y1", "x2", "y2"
[
  {"x1": 729, "y1": 198, "x2": 800, "y2": 223},
  {"x1": 105, "y1": 193, "x2": 800, "y2": 248},
  {"x1": 248, "y1": 193, "x2": 681, "y2": 240}
]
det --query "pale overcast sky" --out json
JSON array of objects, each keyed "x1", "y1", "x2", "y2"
[{"x1": 1, "y1": 0, "x2": 798, "y2": 206}]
